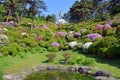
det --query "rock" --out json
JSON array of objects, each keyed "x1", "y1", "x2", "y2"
[
  {"x1": 70, "y1": 26, "x2": 74, "y2": 31},
  {"x1": 35, "y1": 64, "x2": 47, "y2": 71},
  {"x1": 59, "y1": 60, "x2": 67, "y2": 64},
  {"x1": 47, "y1": 65, "x2": 58, "y2": 71},
  {"x1": 4, "y1": 74, "x2": 24, "y2": 80},
  {"x1": 94, "y1": 70, "x2": 111, "y2": 77},
  {"x1": 0, "y1": 34, "x2": 9, "y2": 47},
  {"x1": 78, "y1": 66, "x2": 92, "y2": 74},
  {"x1": 68, "y1": 66, "x2": 78, "y2": 72},
  {"x1": 58, "y1": 65, "x2": 67, "y2": 72},
  {"x1": 95, "y1": 76, "x2": 119, "y2": 80},
  {"x1": 82, "y1": 42, "x2": 93, "y2": 53},
  {"x1": 68, "y1": 41, "x2": 78, "y2": 48}
]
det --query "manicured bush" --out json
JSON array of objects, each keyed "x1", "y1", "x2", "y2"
[
  {"x1": 63, "y1": 52, "x2": 72, "y2": 61},
  {"x1": 46, "y1": 53, "x2": 56, "y2": 62}
]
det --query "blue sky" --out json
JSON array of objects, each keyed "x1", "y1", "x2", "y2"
[{"x1": 42, "y1": 0, "x2": 76, "y2": 19}]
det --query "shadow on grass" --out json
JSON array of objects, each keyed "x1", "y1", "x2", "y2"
[{"x1": 73, "y1": 49, "x2": 120, "y2": 68}]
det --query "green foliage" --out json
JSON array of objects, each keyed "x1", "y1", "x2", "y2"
[
  {"x1": 69, "y1": 56, "x2": 94, "y2": 65},
  {"x1": 63, "y1": 52, "x2": 72, "y2": 61},
  {"x1": 46, "y1": 53, "x2": 56, "y2": 62},
  {"x1": 89, "y1": 36, "x2": 118, "y2": 58},
  {"x1": 0, "y1": 66, "x2": 3, "y2": 80},
  {"x1": 107, "y1": 44, "x2": 120, "y2": 58}
]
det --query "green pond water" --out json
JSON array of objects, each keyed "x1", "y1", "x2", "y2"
[{"x1": 25, "y1": 71, "x2": 94, "y2": 80}]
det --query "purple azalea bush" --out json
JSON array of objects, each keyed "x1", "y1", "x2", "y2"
[
  {"x1": 87, "y1": 33, "x2": 102, "y2": 42},
  {"x1": 51, "y1": 42, "x2": 60, "y2": 47},
  {"x1": 58, "y1": 32, "x2": 67, "y2": 37}
]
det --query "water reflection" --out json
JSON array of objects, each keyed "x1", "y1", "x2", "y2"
[{"x1": 25, "y1": 71, "x2": 94, "y2": 80}]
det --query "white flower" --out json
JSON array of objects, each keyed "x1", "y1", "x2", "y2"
[
  {"x1": 68, "y1": 41, "x2": 78, "y2": 48},
  {"x1": 21, "y1": 32, "x2": 27, "y2": 35},
  {"x1": 82, "y1": 42, "x2": 93, "y2": 53},
  {"x1": 3, "y1": 28, "x2": 8, "y2": 31}
]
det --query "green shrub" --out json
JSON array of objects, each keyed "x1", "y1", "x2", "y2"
[
  {"x1": 63, "y1": 52, "x2": 72, "y2": 61},
  {"x1": 107, "y1": 44, "x2": 120, "y2": 58},
  {"x1": 89, "y1": 36, "x2": 118, "y2": 58},
  {"x1": 47, "y1": 46, "x2": 59, "y2": 52},
  {"x1": 46, "y1": 53, "x2": 56, "y2": 62},
  {"x1": 0, "y1": 66, "x2": 3, "y2": 80}
]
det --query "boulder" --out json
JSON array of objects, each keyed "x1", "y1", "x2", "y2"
[
  {"x1": 94, "y1": 70, "x2": 111, "y2": 77},
  {"x1": 78, "y1": 66, "x2": 92, "y2": 74},
  {"x1": 0, "y1": 34, "x2": 9, "y2": 47}
]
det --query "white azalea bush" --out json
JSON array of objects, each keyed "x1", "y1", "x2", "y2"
[{"x1": 82, "y1": 42, "x2": 93, "y2": 53}]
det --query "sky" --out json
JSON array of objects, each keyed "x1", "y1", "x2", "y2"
[{"x1": 42, "y1": 0, "x2": 76, "y2": 19}]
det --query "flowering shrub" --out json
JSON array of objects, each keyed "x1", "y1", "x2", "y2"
[
  {"x1": 94, "y1": 25, "x2": 104, "y2": 30},
  {"x1": 87, "y1": 33, "x2": 102, "y2": 42},
  {"x1": 34, "y1": 26, "x2": 39, "y2": 30},
  {"x1": 68, "y1": 41, "x2": 77, "y2": 48},
  {"x1": 51, "y1": 42, "x2": 59, "y2": 47},
  {"x1": 58, "y1": 31, "x2": 67, "y2": 37},
  {"x1": 9, "y1": 21, "x2": 15, "y2": 27},
  {"x1": 41, "y1": 24, "x2": 49, "y2": 30},
  {"x1": 74, "y1": 32, "x2": 81, "y2": 38},
  {"x1": 36, "y1": 36, "x2": 42, "y2": 41},
  {"x1": 95, "y1": 24, "x2": 112, "y2": 30},
  {"x1": 82, "y1": 42, "x2": 93, "y2": 53},
  {"x1": 103, "y1": 24, "x2": 112, "y2": 30},
  {"x1": 0, "y1": 28, "x2": 2, "y2": 33}
]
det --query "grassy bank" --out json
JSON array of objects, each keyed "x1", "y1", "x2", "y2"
[{"x1": 0, "y1": 50, "x2": 120, "y2": 78}]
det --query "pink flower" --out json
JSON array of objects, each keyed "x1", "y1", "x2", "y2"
[
  {"x1": 74, "y1": 32, "x2": 81, "y2": 37},
  {"x1": 87, "y1": 33, "x2": 102, "y2": 42},
  {"x1": 51, "y1": 42, "x2": 59, "y2": 47},
  {"x1": 36, "y1": 36, "x2": 42, "y2": 41},
  {"x1": 34, "y1": 26, "x2": 39, "y2": 30},
  {"x1": 58, "y1": 32, "x2": 67, "y2": 37},
  {"x1": 0, "y1": 28, "x2": 2, "y2": 33},
  {"x1": 41, "y1": 24, "x2": 49, "y2": 30},
  {"x1": 95, "y1": 24, "x2": 112, "y2": 30},
  {"x1": 94, "y1": 25, "x2": 104, "y2": 30},
  {"x1": 103, "y1": 24, "x2": 112, "y2": 30}
]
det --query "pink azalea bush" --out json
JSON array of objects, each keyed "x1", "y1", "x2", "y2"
[
  {"x1": 74, "y1": 32, "x2": 81, "y2": 37},
  {"x1": 36, "y1": 36, "x2": 42, "y2": 41},
  {"x1": 58, "y1": 32, "x2": 67, "y2": 37},
  {"x1": 41, "y1": 24, "x2": 49, "y2": 30},
  {"x1": 0, "y1": 28, "x2": 2, "y2": 33},
  {"x1": 34, "y1": 26, "x2": 39, "y2": 30},
  {"x1": 51, "y1": 42, "x2": 60, "y2": 47},
  {"x1": 2, "y1": 21, "x2": 15, "y2": 27},
  {"x1": 95, "y1": 24, "x2": 112, "y2": 30},
  {"x1": 87, "y1": 33, "x2": 102, "y2": 42}
]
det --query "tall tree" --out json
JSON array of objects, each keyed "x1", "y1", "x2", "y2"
[
  {"x1": 109, "y1": 0, "x2": 120, "y2": 15},
  {"x1": 69, "y1": 0, "x2": 92, "y2": 22}
]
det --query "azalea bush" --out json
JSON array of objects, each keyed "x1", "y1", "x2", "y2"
[{"x1": 89, "y1": 36, "x2": 118, "y2": 58}]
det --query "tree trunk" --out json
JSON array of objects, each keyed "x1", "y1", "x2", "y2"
[
  {"x1": 6, "y1": 9, "x2": 12, "y2": 22},
  {"x1": 31, "y1": 15, "x2": 34, "y2": 30}
]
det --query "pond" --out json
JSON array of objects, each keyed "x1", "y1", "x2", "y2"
[{"x1": 25, "y1": 71, "x2": 94, "y2": 80}]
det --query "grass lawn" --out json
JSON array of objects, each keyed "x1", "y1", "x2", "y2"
[{"x1": 0, "y1": 50, "x2": 120, "y2": 78}]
